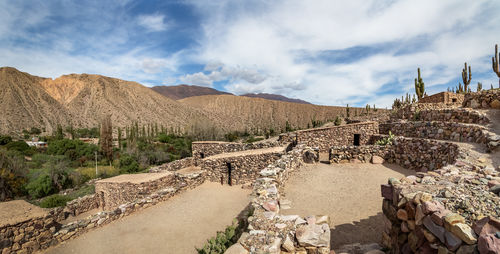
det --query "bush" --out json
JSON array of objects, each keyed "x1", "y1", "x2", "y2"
[
  {"x1": 47, "y1": 139, "x2": 98, "y2": 162},
  {"x1": 40, "y1": 194, "x2": 71, "y2": 208},
  {"x1": 334, "y1": 116, "x2": 342, "y2": 126},
  {"x1": 5, "y1": 141, "x2": 32, "y2": 155},
  {"x1": 0, "y1": 148, "x2": 28, "y2": 200},
  {"x1": 119, "y1": 154, "x2": 139, "y2": 173},
  {"x1": 197, "y1": 221, "x2": 238, "y2": 254},
  {"x1": 0, "y1": 135, "x2": 12, "y2": 146},
  {"x1": 376, "y1": 131, "x2": 395, "y2": 146},
  {"x1": 26, "y1": 174, "x2": 54, "y2": 199}
]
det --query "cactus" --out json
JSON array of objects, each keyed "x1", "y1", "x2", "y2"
[
  {"x1": 493, "y1": 44, "x2": 500, "y2": 88},
  {"x1": 346, "y1": 104, "x2": 350, "y2": 118},
  {"x1": 462, "y1": 62, "x2": 471, "y2": 92},
  {"x1": 414, "y1": 68, "x2": 425, "y2": 100},
  {"x1": 456, "y1": 83, "x2": 464, "y2": 94},
  {"x1": 477, "y1": 82, "x2": 482, "y2": 92}
]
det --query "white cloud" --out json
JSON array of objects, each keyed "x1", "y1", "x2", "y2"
[
  {"x1": 137, "y1": 14, "x2": 169, "y2": 32},
  {"x1": 186, "y1": 0, "x2": 500, "y2": 107}
]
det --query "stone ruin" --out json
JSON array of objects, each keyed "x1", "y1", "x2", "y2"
[{"x1": 1, "y1": 89, "x2": 499, "y2": 254}]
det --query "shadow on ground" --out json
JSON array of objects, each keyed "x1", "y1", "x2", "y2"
[{"x1": 330, "y1": 213, "x2": 384, "y2": 249}]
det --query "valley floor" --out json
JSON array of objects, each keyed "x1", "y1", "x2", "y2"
[
  {"x1": 281, "y1": 163, "x2": 414, "y2": 249},
  {"x1": 41, "y1": 182, "x2": 251, "y2": 254}
]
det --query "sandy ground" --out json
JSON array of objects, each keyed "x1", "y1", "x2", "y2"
[
  {"x1": 282, "y1": 163, "x2": 413, "y2": 249},
  {"x1": 42, "y1": 182, "x2": 250, "y2": 254},
  {"x1": 0, "y1": 200, "x2": 48, "y2": 227}
]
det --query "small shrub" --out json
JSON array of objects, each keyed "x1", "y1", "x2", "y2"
[
  {"x1": 40, "y1": 194, "x2": 71, "y2": 208},
  {"x1": 119, "y1": 154, "x2": 139, "y2": 173},
  {"x1": 334, "y1": 116, "x2": 342, "y2": 126},
  {"x1": 26, "y1": 174, "x2": 54, "y2": 198},
  {"x1": 375, "y1": 131, "x2": 395, "y2": 146},
  {"x1": 5, "y1": 141, "x2": 32, "y2": 155},
  {"x1": 0, "y1": 135, "x2": 13, "y2": 145},
  {"x1": 196, "y1": 221, "x2": 238, "y2": 254}
]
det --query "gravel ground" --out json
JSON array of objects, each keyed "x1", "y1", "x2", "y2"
[
  {"x1": 282, "y1": 163, "x2": 414, "y2": 249},
  {"x1": 42, "y1": 182, "x2": 250, "y2": 254}
]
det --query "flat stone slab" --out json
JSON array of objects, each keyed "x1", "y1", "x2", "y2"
[
  {"x1": 96, "y1": 172, "x2": 173, "y2": 184},
  {"x1": 0, "y1": 200, "x2": 49, "y2": 227},
  {"x1": 204, "y1": 146, "x2": 286, "y2": 160}
]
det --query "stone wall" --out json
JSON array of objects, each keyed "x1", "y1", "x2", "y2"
[
  {"x1": 191, "y1": 141, "x2": 279, "y2": 160},
  {"x1": 329, "y1": 136, "x2": 459, "y2": 172},
  {"x1": 380, "y1": 121, "x2": 490, "y2": 144},
  {"x1": 95, "y1": 172, "x2": 177, "y2": 210},
  {"x1": 418, "y1": 92, "x2": 464, "y2": 105},
  {"x1": 463, "y1": 89, "x2": 500, "y2": 109},
  {"x1": 279, "y1": 122, "x2": 379, "y2": 152},
  {"x1": 392, "y1": 105, "x2": 490, "y2": 124},
  {"x1": 148, "y1": 157, "x2": 195, "y2": 172},
  {"x1": 57, "y1": 194, "x2": 99, "y2": 220},
  {"x1": 225, "y1": 145, "x2": 331, "y2": 253},
  {"x1": 380, "y1": 157, "x2": 500, "y2": 253},
  {"x1": 201, "y1": 148, "x2": 285, "y2": 185}
]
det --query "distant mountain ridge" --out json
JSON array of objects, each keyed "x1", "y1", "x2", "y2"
[
  {"x1": 151, "y1": 84, "x2": 232, "y2": 100},
  {"x1": 241, "y1": 93, "x2": 311, "y2": 104}
]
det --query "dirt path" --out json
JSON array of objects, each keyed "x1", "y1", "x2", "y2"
[
  {"x1": 281, "y1": 163, "x2": 414, "y2": 249},
  {"x1": 42, "y1": 182, "x2": 250, "y2": 254}
]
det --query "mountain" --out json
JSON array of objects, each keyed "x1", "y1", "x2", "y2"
[
  {"x1": 151, "y1": 84, "x2": 232, "y2": 100},
  {"x1": 241, "y1": 93, "x2": 311, "y2": 104},
  {"x1": 0, "y1": 67, "x2": 71, "y2": 134},
  {"x1": 179, "y1": 95, "x2": 364, "y2": 132},
  {"x1": 0, "y1": 67, "x2": 221, "y2": 135}
]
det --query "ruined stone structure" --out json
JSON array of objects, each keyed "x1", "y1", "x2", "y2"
[
  {"x1": 419, "y1": 92, "x2": 464, "y2": 105},
  {"x1": 330, "y1": 136, "x2": 459, "y2": 171},
  {"x1": 200, "y1": 146, "x2": 286, "y2": 185},
  {"x1": 463, "y1": 89, "x2": 500, "y2": 109},
  {"x1": 392, "y1": 104, "x2": 490, "y2": 124},
  {"x1": 279, "y1": 121, "x2": 379, "y2": 152},
  {"x1": 192, "y1": 140, "x2": 279, "y2": 159}
]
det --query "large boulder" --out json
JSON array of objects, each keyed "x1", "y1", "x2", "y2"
[
  {"x1": 302, "y1": 148, "x2": 319, "y2": 163},
  {"x1": 295, "y1": 223, "x2": 330, "y2": 248},
  {"x1": 224, "y1": 243, "x2": 249, "y2": 254}
]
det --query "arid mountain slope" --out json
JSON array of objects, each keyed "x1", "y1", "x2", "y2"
[
  {"x1": 40, "y1": 74, "x2": 218, "y2": 131},
  {"x1": 0, "y1": 67, "x2": 70, "y2": 134},
  {"x1": 179, "y1": 95, "x2": 364, "y2": 132},
  {"x1": 241, "y1": 93, "x2": 311, "y2": 104},
  {"x1": 151, "y1": 84, "x2": 232, "y2": 100}
]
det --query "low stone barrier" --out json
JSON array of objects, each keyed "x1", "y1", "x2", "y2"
[
  {"x1": 279, "y1": 122, "x2": 379, "y2": 152},
  {"x1": 201, "y1": 147, "x2": 285, "y2": 185},
  {"x1": 52, "y1": 194, "x2": 99, "y2": 222},
  {"x1": 380, "y1": 159, "x2": 500, "y2": 253},
  {"x1": 329, "y1": 136, "x2": 459, "y2": 172},
  {"x1": 225, "y1": 145, "x2": 331, "y2": 253},
  {"x1": 463, "y1": 89, "x2": 500, "y2": 109},
  {"x1": 392, "y1": 105, "x2": 490, "y2": 125},
  {"x1": 148, "y1": 157, "x2": 195, "y2": 172},
  {"x1": 192, "y1": 141, "x2": 279, "y2": 159}
]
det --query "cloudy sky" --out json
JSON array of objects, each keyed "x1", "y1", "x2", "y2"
[{"x1": 1, "y1": 0, "x2": 499, "y2": 107}]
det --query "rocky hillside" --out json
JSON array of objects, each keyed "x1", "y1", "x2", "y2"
[
  {"x1": 179, "y1": 95, "x2": 365, "y2": 132},
  {"x1": 241, "y1": 93, "x2": 311, "y2": 104},
  {"x1": 0, "y1": 67, "x2": 220, "y2": 135},
  {"x1": 151, "y1": 84, "x2": 232, "y2": 100},
  {"x1": 0, "y1": 67, "x2": 71, "y2": 134}
]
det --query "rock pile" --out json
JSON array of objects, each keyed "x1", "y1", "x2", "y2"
[
  {"x1": 381, "y1": 156, "x2": 500, "y2": 253},
  {"x1": 463, "y1": 89, "x2": 500, "y2": 109}
]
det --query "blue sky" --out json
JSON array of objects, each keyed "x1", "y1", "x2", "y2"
[{"x1": 1, "y1": 0, "x2": 499, "y2": 107}]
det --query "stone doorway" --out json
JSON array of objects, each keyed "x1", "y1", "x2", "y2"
[
  {"x1": 226, "y1": 162, "x2": 233, "y2": 186},
  {"x1": 354, "y1": 134, "x2": 361, "y2": 146}
]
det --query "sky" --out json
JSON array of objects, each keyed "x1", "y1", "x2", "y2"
[{"x1": 1, "y1": 0, "x2": 499, "y2": 107}]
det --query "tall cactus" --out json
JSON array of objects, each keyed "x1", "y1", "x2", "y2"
[
  {"x1": 414, "y1": 68, "x2": 425, "y2": 100},
  {"x1": 462, "y1": 62, "x2": 471, "y2": 92},
  {"x1": 493, "y1": 44, "x2": 500, "y2": 88}
]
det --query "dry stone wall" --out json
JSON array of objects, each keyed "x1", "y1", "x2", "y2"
[
  {"x1": 392, "y1": 105, "x2": 490, "y2": 124},
  {"x1": 380, "y1": 156, "x2": 500, "y2": 253},
  {"x1": 330, "y1": 136, "x2": 459, "y2": 172},
  {"x1": 418, "y1": 92, "x2": 464, "y2": 105},
  {"x1": 95, "y1": 172, "x2": 177, "y2": 210},
  {"x1": 201, "y1": 150, "x2": 285, "y2": 185},
  {"x1": 192, "y1": 141, "x2": 279, "y2": 159},
  {"x1": 148, "y1": 157, "x2": 195, "y2": 172},
  {"x1": 226, "y1": 145, "x2": 331, "y2": 253},
  {"x1": 463, "y1": 89, "x2": 500, "y2": 109},
  {"x1": 279, "y1": 122, "x2": 379, "y2": 152}
]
